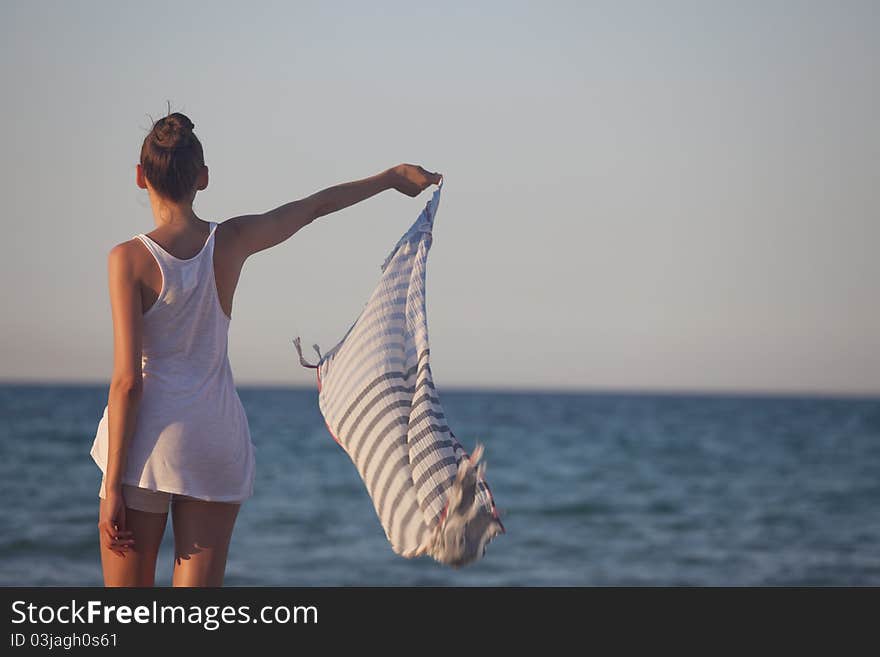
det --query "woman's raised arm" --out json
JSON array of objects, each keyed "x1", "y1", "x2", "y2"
[{"x1": 225, "y1": 164, "x2": 442, "y2": 259}]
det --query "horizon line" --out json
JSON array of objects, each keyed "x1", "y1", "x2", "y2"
[{"x1": 0, "y1": 378, "x2": 878, "y2": 401}]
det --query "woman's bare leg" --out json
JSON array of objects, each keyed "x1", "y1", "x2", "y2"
[
  {"x1": 171, "y1": 498, "x2": 240, "y2": 587},
  {"x1": 99, "y1": 505, "x2": 168, "y2": 587}
]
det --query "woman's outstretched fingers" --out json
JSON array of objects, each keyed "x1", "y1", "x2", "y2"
[
  {"x1": 390, "y1": 164, "x2": 442, "y2": 196},
  {"x1": 418, "y1": 165, "x2": 442, "y2": 186},
  {"x1": 101, "y1": 528, "x2": 124, "y2": 558},
  {"x1": 112, "y1": 528, "x2": 135, "y2": 552},
  {"x1": 99, "y1": 494, "x2": 135, "y2": 557},
  {"x1": 100, "y1": 508, "x2": 167, "y2": 587},
  {"x1": 104, "y1": 527, "x2": 133, "y2": 557}
]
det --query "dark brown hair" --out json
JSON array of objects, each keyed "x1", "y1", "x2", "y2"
[{"x1": 140, "y1": 105, "x2": 204, "y2": 203}]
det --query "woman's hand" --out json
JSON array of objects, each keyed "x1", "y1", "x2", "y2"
[
  {"x1": 388, "y1": 164, "x2": 443, "y2": 197},
  {"x1": 99, "y1": 490, "x2": 134, "y2": 558}
]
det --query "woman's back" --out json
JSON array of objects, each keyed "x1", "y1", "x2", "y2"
[
  {"x1": 90, "y1": 221, "x2": 256, "y2": 502},
  {"x1": 92, "y1": 109, "x2": 441, "y2": 586}
]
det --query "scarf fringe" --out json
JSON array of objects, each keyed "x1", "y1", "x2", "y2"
[{"x1": 292, "y1": 336, "x2": 321, "y2": 369}]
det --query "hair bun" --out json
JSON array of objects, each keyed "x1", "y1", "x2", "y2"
[{"x1": 152, "y1": 112, "x2": 195, "y2": 149}]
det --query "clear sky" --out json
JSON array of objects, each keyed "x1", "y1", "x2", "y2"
[{"x1": 1, "y1": 0, "x2": 878, "y2": 395}]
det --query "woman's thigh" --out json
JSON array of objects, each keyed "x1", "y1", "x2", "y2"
[
  {"x1": 170, "y1": 497, "x2": 240, "y2": 587},
  {"x1": 99, "y1": 505, "x2": 168, "y2": 587}
]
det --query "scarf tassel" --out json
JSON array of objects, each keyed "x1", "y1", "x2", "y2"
[{"x1": 292, "y1": 336, "x2": 321, "y2": 369}]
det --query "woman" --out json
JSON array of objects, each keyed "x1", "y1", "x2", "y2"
[{"x1": 90, "y1": 110, "x2": 442, "y2": 587}]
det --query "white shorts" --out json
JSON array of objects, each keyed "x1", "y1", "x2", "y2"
[{"x1": 98, "y1": 478, "x2": 242, "y2": 514}]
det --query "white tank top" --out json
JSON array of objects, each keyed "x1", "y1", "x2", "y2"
[{"x1": 90, "y1": 221, "x2": 256, "y2": 502}]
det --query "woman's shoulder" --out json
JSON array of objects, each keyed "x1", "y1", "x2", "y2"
[
  {"x1": 212, "y1": 218, "x2": 248, "y2": 267},
  {"x1": 107, "y1": 236, "x2": 148, "y2": 268}
]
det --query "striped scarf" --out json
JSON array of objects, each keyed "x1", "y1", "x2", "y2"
[{"x1": 294, "y1": 180, "x2": 504, "y2": 567}]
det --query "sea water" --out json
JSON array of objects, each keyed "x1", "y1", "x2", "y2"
[{"x1": 0, "y1": 383, "x2": 877, "y2": 586}]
